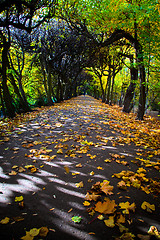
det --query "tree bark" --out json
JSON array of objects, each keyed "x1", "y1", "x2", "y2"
[
  {"x1": 123, "y1": 58, "x2": 138, "y2": 113},
  {"x1": 1, "y1": 32, "x2": 15, "y2": 118}
]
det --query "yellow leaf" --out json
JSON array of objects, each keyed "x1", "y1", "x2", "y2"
[
  {"x1": 21, "y1": 231, "x2": 34, "y2": 240},
  {"x1": 19, "y1": 167, "x2": 26, "y2": 173},
  {"x1": 98, "y1": 215, "x2": 104, "y2": 220},
  {"x1": 12, "y1": 165, "x2": 18, "y2": 169},
  {"x1": 104, "y1": 159, "x2": 112, "y2": 163},
  {"x1": 9, "y1": 170, "x2": 17, "y2": 175},
  {"x1": 75, "y1": 181, "x2": 84, "y2": 188},
  {"x1": 15, "y1": 196, "x2": 23, "y2": 202},
  {"x1": 117, "y1": 181, "x2": 127, "y2": 190},
  {"x1": 101, "y1": 183, "x2": 114, "y2": 195},
  {"x1": 72, "y1": 172, "x2": 80, "y2": 175},
  {"x1": 76, "y1": 163, "x2": 82, "y2": 168},
  {"x1": 30, "y1": 167, "x2": 37, "y2": 173},
  {"x1": 148, "y1": 226, "x2": 160, "y2": 238},
  {"x1": 29, "y1": 228, "x2": 40, "y2": 237},
  {"x1": 117, "y1": 214, "x2": 125, "y2": 224},
  {"x1": 0, "y1": 217, "x2": 10, "y2": 224},
  {"x1": 119, "y1": 202, "x2": 136, "y2": 214},
  {"x1": 83, "y1": 201, "x2": 90, "y2": 206},
  {"x1": 90, "y1": 171, "x2": 94, "y2": 176},
  {"x1": 85, "y1": 192, "x2": 101, "y2": 201},
  {"x1": 39, "y1": 227, "x2": 49, "y2": 237},
  {"x1": 57, "y1": 149, "x2": 63, "y2": 154},
  {"x1": 64, "y1": 165, "x2": 70, "y2": 173},
  {"x1": 104, "y1": 216, "x2": 115, "y2": 227},
  {"x1": 25, "y1": 165, "x2": 34, "y2": 169},
  {"x1": 117, "y1": 223, "x2": 129, "y2": 233},
  {"x1": 97, "y1": 166, "x2": 104, "y2": 170},
  {"x1": 141, "y1": 202, "x2": 155, "y2": 212}
]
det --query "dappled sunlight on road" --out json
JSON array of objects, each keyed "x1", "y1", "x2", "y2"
[{"x1": 0, "y1": 95, "x2": 160, "y2": 239}]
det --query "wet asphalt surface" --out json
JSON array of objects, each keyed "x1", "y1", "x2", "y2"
[{"x1": 0, "y1": 96, "x2": 159, "y2": 240}]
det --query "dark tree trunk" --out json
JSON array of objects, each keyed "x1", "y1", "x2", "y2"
[
  {"x1": 1, "y1": 33, "x2": 15, "y2": 118},
  {"x1": 123, "y1": 60, "x2": 138, "y2": 113},
  {"x1": 110, "y1": 72, "x2": 115, "y2": 105},
  {"x1": 105, "y1": 64, "x2": 112, "y2": 104},
  {"x1": 101, "y1": 29, "x2": 146, "y2": 119},
  {"x1": 136, "y1": 64, "x2": 146, "y2": 120},
  {"x1": 9, "y1": 73, "x2": 30, "y2": 112},
  {"x1": 46, "y1": 62, "x2": 54, "y2": 105},
  {"x1": 0, "y1": 85, "x2": 6, "y2": 117}
]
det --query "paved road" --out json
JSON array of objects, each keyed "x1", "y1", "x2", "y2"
[{"x1": 0, "y1": 96, "x2": 159, "y2": 240}]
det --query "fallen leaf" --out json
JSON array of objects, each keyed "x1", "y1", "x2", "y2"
[
  {"x1": 83, "y1": 201, "x2": 91, "y2": 206},
  {"x1": 117, "y1": 223, "x2": 129, "y2": 233},
  {"x1": 141, "y1": 202, "x2": 155, "y2": 213},
  {"x1": 119, "y1": 202, "x2": 136, "y2": 214},
  {"x1": 97, "y1": 166, "x2": 104, "y2": 170},
  {"x1": 101, "y1": 182, "x2": 114, "y2": 195},
  {"x1": 57, "y1": 149, "x2": 63, "y2": 154},
  {"x1": 9, "y1": 170, "x2": 17, "y2": 175},
  {"x1": 137, "y1": 234, "x2": 151, "y2": 240},
  {"x1": 64, "y1": 165, "x2": 70, "y2": 173},
  {"x1": 90, "y1": 171, "x2": 94, "y2": 176},
  {"x1": 72, "y1": 216, "x2": 82, "y2": 223},
  {"x1": 85, "y1": 192, "x2": 101, "y2": 201},
  {"x1": 76, "y1": 163, "x2": 82, "y2": 168},
  {"x1": 0, "y1": 217, "x2": 10, "y2": 224},
  {"x1": 117, "y1": 214, "x2": 125, "y2": 224},
  {"x1": 15, "y1": 196, "x2": 23, "y2": 202},
  {"x1": 21, "y1": 231, "x2": 34, "y2": 240},
  {"x1": 29, "y1": 228, "x2": 40, "y2": 237},
  {"x1": 95, "y1": 199, "x2": 117, "y2": 214},
  {"x1": 39, "y1": 227, "x2": 49, "y2": 237},
  {"x1": 104, "y1": 216, "x2": 115, "y2": 227},
  {"x1": 75, "y1": 181, "x2": 84, "y2": 188},
  {"x1": 12, "y1": 165, "x2": 18, "y2": 169},
  {"x1": 148, "y1": 226, "x2": 160, "y2": 239},
  {"x1": 98, "y1": 215, "x2": 104, "y2": 220}
]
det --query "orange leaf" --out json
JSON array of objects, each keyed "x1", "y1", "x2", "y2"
[{"x1": 95, "y1": 198, "x2": 117, "y2": 214}]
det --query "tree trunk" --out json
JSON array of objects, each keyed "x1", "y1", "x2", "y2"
[
  {"x1": 105, "y1": 64, "x2": 112, "y2": 104},
  {"x1": 46, "y1": 62, "x2": 54, "y2": 105},
  {"x1": 1, "y1": 34, "x2": 15, "y2": 118},
  {"x1": 99, "y1": 74, "x2": 105, "y2": 102},
  {"x1": 39, "y1": 56, "x2": 48, "y2": 96},
  {"x1": 136, "y1": 64, "x2": 146, "y2": 120},
  {"x1": 110, "y1": 72, "x2": 115, "y2": 105},
  {"x1": 0, "y1": 85, "x2": 6, "y2": 117},
  {"x1": 9, "y1": 73, "x2": 30, "y2": 112},
  {"x1": 123, "y1": 60, "x2": 138, "y2": 113}
]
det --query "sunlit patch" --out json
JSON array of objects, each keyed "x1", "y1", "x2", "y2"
[
  {"x1": 0, "y1": 183, "x2": 13, "y2": 203},
  {"x1": 56, "y1": 186, "x2": 85, "y2": 198},
  {"x1": 120, "y1": 152, "x2": 133, "y2": 157},
  {"x1": 0, "y1": 167, "x2": 10, "y2": 179},
  {"x1": 17, "y1": 179, "x2": 41, "y2": 192},
  {"x1": 43, "y1": 162, "x2": 60, "y2": 168},
  {"x1": 93, "y1": 174, "x2": 107, "y2": 179},
  {"x1": 99, "y1": 146, "x2": 117, "y2": 150},
  {"x1": 68, "y1": 201, "x2": 85, "y2": 210},
  {"x1": 19, "y1": 173, "x2": 46, "y2": 185},
  {"x1": 55, "y1": 161, "x2": 74, "y2": 166},
  {"x1": 36, "y1": 169, "x2": 55, "y2": 177},
  {"x1": 48, "y1": 178, "x2": 76, "y2": 188}
]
